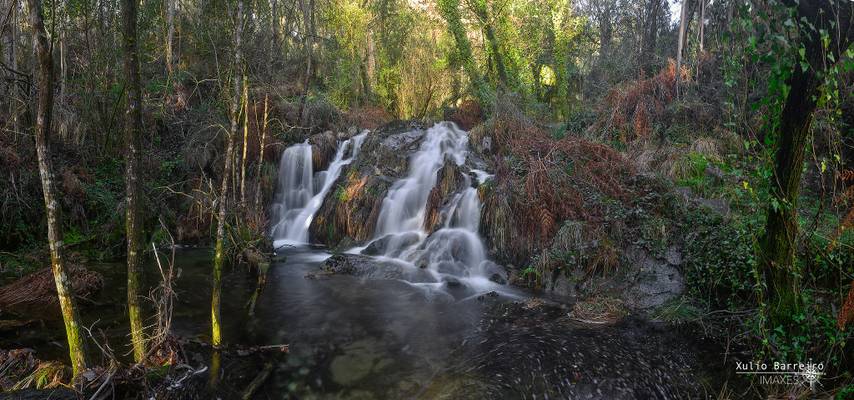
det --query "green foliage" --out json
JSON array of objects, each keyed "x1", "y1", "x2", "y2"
[
  {"x1": 762, "y1": 298, "x2": 850, "y2": 368},
  {"x1": 683, "y1": 210, "x2": 759, "y2": 309},
  {"x1": 675, "y1": 152, "x2": 712, "y2": 194}
]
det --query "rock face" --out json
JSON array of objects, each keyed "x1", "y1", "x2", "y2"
[
  {"x1": 309, "y1": 121, "x2": 427, "y2": 246},
  {"x1": 621, "y1": 247, "x2": 685, "y2": 309}
]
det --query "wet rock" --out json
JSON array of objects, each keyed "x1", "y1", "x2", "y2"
[
  {"x1": 346, "y1": 125, "x2": 359, "y2": 138},
  {"x1": 310, "y1": 174, "x2": 390, "y2": 245},
  {"x1": 320, "y1": 254, "x2": 380, "y2": 276},
  {"x1": 444, "y1": 277, "x2": 463, "y2": 289},
  {"x1": 318, "y1": 254, "x2": 432, "y2": 281},
  {"x1": 488, "y1": 273, "x2": 507, "y2": 285},
  {"x1": 423, "y1": 161, "x2": 467, "y2": 233},
  {"x1": 309, "y1": 130, "x2": 338, "y2": 172},
  {"x1": 362, "y1": 232, "x2": 421, "y2": 256}
]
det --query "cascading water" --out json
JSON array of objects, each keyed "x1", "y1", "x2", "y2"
[
  {"x1": 270, "y1": 133, "x2": 366, "y2": 247},
  {"x1": 361, "y1": 122, "x2": 500, "y2": 292}
]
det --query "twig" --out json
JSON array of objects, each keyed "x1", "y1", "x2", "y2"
[{"x1": 87, "y1": 365, "x2": 116, "y2": 400}]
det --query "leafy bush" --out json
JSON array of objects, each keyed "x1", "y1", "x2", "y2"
[{"x1": 682, "y1": 210, "x2": 759, "y2": 309}]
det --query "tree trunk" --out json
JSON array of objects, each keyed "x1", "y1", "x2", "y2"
[
  {"x1": 212, "y1": 0, "x2": 244, "y2": 348},
  {"x1": 761, "y1": 66, "x2": 819, "y2": 323},
  {"x1": 58, "y1": 2, "x2": 67, "y2": 100},
  {"x1": 299, "y1": 0, "x2": 314, "y2": 128},
  {"x1": 8, "y1": 0, "x2": 19, "y2": 136},
  {"x1": 166, "y1": 0, "x2": 176, "y2": 75},
  {"x1": 675, "y1": 0, "x2": 688, "y2": 97},
  {"x1": 698, "y1": 0, "x2": 705, "y2": 52},
  {"x1": 762, "y1": 0, "x2": 852, "y2": 325},
  {"x1": 254, "y1": 94, "x2": 269, "y2": 212},
  {"x1": 240, "y1": 75, "x2": 249, "y2": 204},
  {"x1": 482, "y1": 24, "x2": 507, "y2": 88},
  {"x1": 122, "y1": 0, "x2": 146, "y2": 363},
  {"x1": 640, "y1": 0, "x2": 662, "y2": 74},
  {"x1": 268, "y1": 0, "x2": 279, "y2": 71},
  {"x1": 438, "y1": 0, "x2": 490, "y2": 107},
  {"x1": 27, "y1": 0, "x2": 89, "y2": 377}
]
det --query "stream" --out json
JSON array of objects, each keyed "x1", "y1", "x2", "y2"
[{"x1": 2, "y1": 122, "x2": 735, "y2": 398}]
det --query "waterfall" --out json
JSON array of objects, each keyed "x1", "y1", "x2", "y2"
[
  {"x1": 271, "y1": 133, "x2": 367, "y2": 247},
  {"x1": 362, "y1": 122, "x2": 499, "y2": 291}
]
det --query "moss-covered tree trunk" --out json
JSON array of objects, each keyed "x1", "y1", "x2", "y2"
[
  {"x1": 212, "y1": 0, "x2": 244, "y2": 347},
  {"x1": 254, "y1": 94, "x2": 269, "y2": 212},
  {"x1": 762, "y1": 0, "x2": 852, "y2": 325},
  {"x1": 240, "y1": 75, "x2": 249, "y2": 204},
  {"x1": 470, "y1": 0, "x2": 508, "y2": 88},
  {"x1": 27, "y1": 0, "x2": 88, "y2": 377},
  {"x1": 438, "y1": 0, "x2": 491, "y2": 108},
  {"x1": 122, "y1": 0, "x2": 146, "y2": 363}
]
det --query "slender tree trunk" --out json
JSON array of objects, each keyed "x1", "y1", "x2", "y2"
[
  {"x1": 8, "y1": 0, "x2": 18, "y2": 136},
  {"x1": 268, "y1": 0, "x2": 279, "y2": 69},
  {"x1": 240, "y1": 75, "x2": 249, "y2": 204},
  {"x1": 166, "y1": 0, "x2": 176, "y2": 75},
  {"x1": 58, "y1": 2, "x2": 66, "y2": 101},
  {"x1": 122, "y1": 0, "x2": 146, "y2": 363},
  {"x1": 212, "y1": 0, "x2": 244, "y2": 348},
  {"x1": 675, "y1": 0, "x2": 688, "y2": 97},
  {"x1": 299, "y1": 0, "x2": 314, "y2": 127},
  {"x1": 698, "y1": 0, "x2": 705, "y2": 52},
  {"x1": 27, "y1": 0, "x2": 88, "y2": 377},
  {"x1": 254, "y1": 94, "x2": 268, "y2": 212}
]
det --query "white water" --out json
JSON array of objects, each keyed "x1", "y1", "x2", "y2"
[
  {"x1": 270, "y1": 133, "x2": 366, "y2": 247},
  {"x1": 363, "y1": 122, "x2": 500, "y2": 292},
  {"x1": 270, "y1": 123, "x2": 501, "y2": 293}
]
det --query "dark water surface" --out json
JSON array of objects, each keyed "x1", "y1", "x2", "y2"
[{"x1": 3, "y1": 247, "x2": 734, "y2": 398}]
